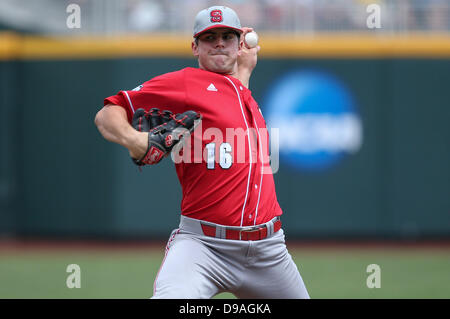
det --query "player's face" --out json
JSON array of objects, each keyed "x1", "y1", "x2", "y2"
[{"x1": 192, "y1": 28, "x2": 242, "y2": 75}]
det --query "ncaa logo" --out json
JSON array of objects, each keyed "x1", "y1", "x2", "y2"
[{"x1": 263, "y1": 70, "x2": 363, "y2": 172}]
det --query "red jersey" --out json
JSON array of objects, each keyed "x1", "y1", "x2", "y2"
[{"x1": 104, "y1": 67, "x2": 282, "y2": 226}]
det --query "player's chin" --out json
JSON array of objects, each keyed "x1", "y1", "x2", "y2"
[
  {"x1": 208, "y1": 59, "x2": 234, "y2": 74},
  {"x1": 211, "y1": 67, "x2": 233, "y2": 74}
]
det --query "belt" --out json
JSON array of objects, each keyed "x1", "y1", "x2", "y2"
[{"x1": 199, "y1": 217, "x2": 281, "y2": 241}]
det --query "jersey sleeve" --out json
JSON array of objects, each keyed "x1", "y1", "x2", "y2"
[{"x1": 103, "y1": 69, "x2": 187, "y2": 123}]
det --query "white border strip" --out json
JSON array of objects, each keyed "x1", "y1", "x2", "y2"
[{"x1": 224, "y1": 76, "x2": 252, "y2": 227}]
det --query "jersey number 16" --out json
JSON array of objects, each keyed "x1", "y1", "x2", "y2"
[{"x1": 205, "y1": 143, "x2": 232, "y2": 169}]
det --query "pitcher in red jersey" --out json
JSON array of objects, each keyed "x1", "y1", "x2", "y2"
[{"x1": 95, "y1": 5, "x2": 309, "y2": 299}]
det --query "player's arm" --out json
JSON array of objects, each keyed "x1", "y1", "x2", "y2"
[
  {"x1": 96, "y1": 103, "x2": 201, "y2": 166},
  {"x1": 94, "y1": 104, "x2": 147, "y2": 160},
  {"x1": 237, "y1": 27, "x2": 260, "y2": 89}
]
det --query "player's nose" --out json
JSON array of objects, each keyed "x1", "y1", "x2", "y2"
[{"x1": 214, "y1": 37, "x2": 225, "y2": 48}]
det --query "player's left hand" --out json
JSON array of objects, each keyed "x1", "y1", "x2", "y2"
[
  {"x1": 131, "y1": 108, "x2": 173, "y2": 132},
  {"x1": 237, "y1": 27, "x2": 260, "y2": 88},
  {"x1": 130, "y1": 108, "x2": 202, "y2": 166}
]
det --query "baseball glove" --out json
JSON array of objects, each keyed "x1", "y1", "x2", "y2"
[
  {"x1": 131, "y1": 108, "x2": 174, "y2": 132},
  {"x1": 131, "y1": 108, "x2": 201, "y2": 166}
]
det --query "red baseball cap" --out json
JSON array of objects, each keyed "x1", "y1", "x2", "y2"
[{"x1": 193, "y1": 6, "x2": 243, "y2": 38}]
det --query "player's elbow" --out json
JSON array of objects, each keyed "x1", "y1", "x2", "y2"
[
  {"x1": 94, "y1": 108, "x2": 103, "y2": 128},
  {"x1": 94, "y1": 104, "x2": 130, "y2": 145},
  {"x1": 94, "y1": 107, "x2": 108, "y2": 138}
]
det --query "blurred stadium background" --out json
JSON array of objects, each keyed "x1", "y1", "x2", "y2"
[{"x1": 0, "y1": 0, "x2": 449, "y2": 299}]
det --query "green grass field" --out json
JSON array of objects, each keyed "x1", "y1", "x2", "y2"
[{"x1": 1, "y1": 243, "x2": 449, "y2": 299}]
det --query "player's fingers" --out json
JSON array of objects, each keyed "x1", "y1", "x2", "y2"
[
  {"x1": 243, "y1": 45, "x2": 259, "y2": 55},
  {"x1": 240, "y1": 27, "x2": 253, "y2": 48},
  {"x1": 241, "y1": 27, "x2": 253, "y2": 34}
]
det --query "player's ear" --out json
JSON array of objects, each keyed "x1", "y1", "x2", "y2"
[{"x1": 192, "y1": 40, "x2": 199, "y2": 57}]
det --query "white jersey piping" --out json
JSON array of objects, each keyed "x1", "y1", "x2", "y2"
[
  {"x1": 224, "y1": 76, "x2": 252, "y2": 227},
  {"x1": 123, "y1": 91, "x2": 136, "y2": 114},
  {"x1": 252, "y1": 117, "x2": 264, "y2": 226}
]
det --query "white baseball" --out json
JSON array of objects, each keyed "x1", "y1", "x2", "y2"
[{"x1": 244, "y1": 31, "x2": 258, "y2": 48}]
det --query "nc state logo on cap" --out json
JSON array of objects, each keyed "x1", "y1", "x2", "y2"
[
  {"x1": 193, "y1": 6, "x2": 242, "y2": 37},
  {"x1": 210, "y1": 10, "x2": 223, "y2": 23}
]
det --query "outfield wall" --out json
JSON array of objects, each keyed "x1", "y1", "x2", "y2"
[{"x1": 0, "y1": 33, "x2": 449, "y2": 239}]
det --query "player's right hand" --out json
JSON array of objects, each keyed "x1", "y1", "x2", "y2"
[{"x1": 237, "y1": 27, "x2": 260, "y2": 88}]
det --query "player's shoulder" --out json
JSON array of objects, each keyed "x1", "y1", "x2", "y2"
[
  {"x1": 145, "y1": 68, "x2": 187, "y2": 83},
  {"x1": 140, "y1": 67, "x2": 230, "y2": 90},
  {"x1": 134, "y1": 68, "x2": 188, "y2": 92}
]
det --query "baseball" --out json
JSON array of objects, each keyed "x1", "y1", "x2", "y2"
[{"x1": 244, "y1": 31, "x2": 258, "y2": 48}]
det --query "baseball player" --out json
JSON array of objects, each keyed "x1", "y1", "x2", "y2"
[{"x1": 95, "y1": 6, "x2": 309, "y2": 299}]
